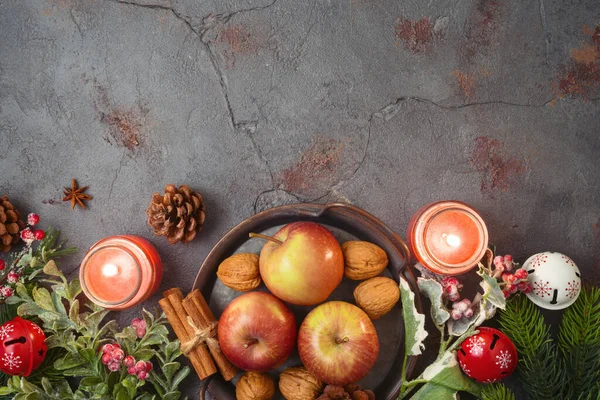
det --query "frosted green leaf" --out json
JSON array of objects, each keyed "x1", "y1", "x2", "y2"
[
  {"x1": 418, "y1": 278, "x2": 450, "y2": 327},
  {"x1": 479, "y1": 270, "x2": 506, "y2": 310},
  {"x1": 400, "y1": 277, "x2": 428, "y2": 355}
]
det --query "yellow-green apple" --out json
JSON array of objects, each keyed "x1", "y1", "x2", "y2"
[
  {"x1": 218, "y1": 291, "x2": 296, "y2": 372},
  {"x1": 298, "y1": 301, "x2": 379, "y2": 385},
  {"x1": 252, "y1": 222, "x2": 344, "y2": 306}
]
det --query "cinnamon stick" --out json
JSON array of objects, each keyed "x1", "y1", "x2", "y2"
[
  {"x1": 159, "y1": 290, "x2": 217, "y2": 380},
  {"x1": 183, "y1": 290, "x2": 237, "y2": 381}
]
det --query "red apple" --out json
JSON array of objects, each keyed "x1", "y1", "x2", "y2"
[
  {"x1": 218, "y1": 291, "x2": 296, "y2": 372},
  {"x1": 254, "y1": 222, "x2": 344, "y2": 306},
  {"x1": 298, "y1": 301, "x2": 379, "y2": 385}
]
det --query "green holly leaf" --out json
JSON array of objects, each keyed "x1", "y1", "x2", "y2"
[
  {"x1": 417, "y1": 351, "x2": 482, "y2": 398},
  {"x1": 400, "y1": 277, "x2": 428, "y2": 355},
  {"x1": 417, "y1": 278, "x2": 450, "y2": 327},
  {"x1": 0, "y1": 387, "x2": 14, "y2": 395},
  {"x1": 161, "y1": 362, "x2": 181, "y2": 381},
  {"x1": 409, "y1": 382, "x2": 457, "y2": 400},
  {"x1": 163, "y1": 392, "x2": 181, "y2": 400},
  {"x1": 169, "y1": 367, "x2": 190, "y2": 392},
  {"x1": 42, "y1": 260, "x2": 63, "y2": 277},
  {"x1": 479, "y1": 269, "x2": 506, "y2": 310}
]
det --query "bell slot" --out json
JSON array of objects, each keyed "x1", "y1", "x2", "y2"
[
  {"x1": 550, "y1": 289, "x2": 558, "y2": 305},
  {"x1": 4, "y1": 336, "x2": 26, "y2": 346},
  {"x1": 490, "y1": 334, "x2": 500, "y2": 350},
  {"x1": 459, "y1": 348, "x2": 466, "y2": 356},
  {"x1": 527, "y1": 269, "x2": 535, "y2": 274}
]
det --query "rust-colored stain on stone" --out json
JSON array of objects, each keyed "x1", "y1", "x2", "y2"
[
  {"x1": 470, "y1": 136, "x2": 526, "y2": 195},
  {"x1": 216, "y1": 24, "x2": 261, "y2": 69},
  {"x1": 451, "y1": 70, "x2": 476, "y2": 98},
  {"x1": 395, "y1": 17, "x2": 436, "y2": 53},
  {"x1": 86, "y1": 76, "x2": 149, "y2": 152},
  {"x1": 463, "y1": 0, "x2": 502, "y2": 58},
  {"x1": 553, "y1": 25, "x2": 600, "y2": 99},
  {"x1": 100, "y1": 109, "x2": 148, "y2": 152},
  {"x1": 280, "y1": 138, "x2": 343, "y2": 192}
]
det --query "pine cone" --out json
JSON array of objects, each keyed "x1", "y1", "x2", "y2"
[
  {"x1": 146, "y1": 184, "x2": 206, "y2": 244},
  {"x1": 0, "y1": 196, "x2": 25, "y2": 252}
]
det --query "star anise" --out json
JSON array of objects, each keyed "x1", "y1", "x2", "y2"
[{"x1": 62, "y1": 179, "x2": 92, "y2": 210}]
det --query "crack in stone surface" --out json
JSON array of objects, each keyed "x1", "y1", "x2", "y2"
[{"x1": 375, "y1": 96, "x2": 555, "y2": 121}]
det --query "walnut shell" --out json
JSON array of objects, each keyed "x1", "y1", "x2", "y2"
[
  {"x1": 279, "y1": 367, "x2": 323, "y2": 400},
  {"x1": 353, "y1": 276, "x2": 400, "y2": 320},
  {"x1": 342, "y1": 241, "x2": 388, "y2": 280},
  {"x1": 236, "y1": 372, "x2": 275, "y2": 400},
  {"x1": 217, "y1": 253, "x2": 261, "y2": 292}
]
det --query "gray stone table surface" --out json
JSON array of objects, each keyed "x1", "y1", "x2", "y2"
[{"x1": 1, "y1": 0, "x2": 599, "y2": 398}]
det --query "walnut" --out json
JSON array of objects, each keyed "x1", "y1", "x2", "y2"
[
  {"x1": 217, "y1": 253, "x2": 261, "y2": 291},
  {"x1": 279, "y1": 367, "x2": 323, "y2": 400},
  {"x1": 342, "y1": 241, "x2": 388, "y2": 280},
  {"x1": 236, "y1": 372, "x2": 275, "y2": 400},
  {"x1": 353, "y1": 276, "x2": 400, "y2": 320}
]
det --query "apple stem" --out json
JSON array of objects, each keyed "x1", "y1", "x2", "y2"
[
  {"x1": 335, "y1": 337, "x2": 349, "y2": 344},
  {"x1": 243, "y1": 338, "x2": 259, "y2": 349},
  {"x1": 249, "y1": 232, "x2": 283, "y2": 245}
]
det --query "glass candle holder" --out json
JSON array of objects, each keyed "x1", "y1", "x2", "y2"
[
  {"x1": 408, "y1": 201, "x2": 488, "y2": 275},
  {"x1": 79, "y1": 235, "x2": 163, "y2": 310}
]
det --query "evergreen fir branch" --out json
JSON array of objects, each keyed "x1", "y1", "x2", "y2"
[
  {"x1": 559, "y1": 285, "x2": 600, "y2": 399},
  {"x1": 481, "y1": 383, "x2": 516, "y2": 400},
  {"x1": 498, "y1": 295, "x2": 567, "y2": 400}
]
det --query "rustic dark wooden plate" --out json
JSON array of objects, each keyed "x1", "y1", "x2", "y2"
[{"x1": 193, "y1": 202, "x2": 422, "y2": 400}]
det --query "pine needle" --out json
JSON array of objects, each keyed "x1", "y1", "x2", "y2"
[
  {"x1": 559, "y1": 285, "x2": 600, "y2": 399},
  {"x1": 481, "y1": 383, "x2": 516, "y2": 400},
  {"x1": 498, "y1": 295, "x2": 568, "y2": 400}
]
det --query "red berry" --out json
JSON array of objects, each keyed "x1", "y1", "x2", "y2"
[
  {"x1": 514, "y1": 269, "x2": 528, "y2": 280},
  {"x1": 0, "y1": 260, "x2": 5, "y2": 271},
  {"x1": 27, "y1": 213, "x2": 40, "y2": 226},
  {"x1": 137, "y1": 371, "x2": 148, "y2": 380},
  {"x1": 101, "y1": 344, "x2": 115, "y2": 354},
  {"x1": 101, "y1": 353, "x2": 112, "y2": 364},
  {"x1": 7, "y1": 272, "x2": 19, "y2": 284},
  {"x1": 20, "y1": 228, "x2": 34, "y2": 241},
  {"x1": 123, "y1": 356, "x2": 135, "y2": 368},
  {"x1": 502, "y1": 289, "x2": 511, "y2": 298},
  {"x1": 34, "y1": 230, "x2": 45, "y2": 240},
  {"x1": 451, "y1": 309, "x2": 463, "y2": 320},
  {"x1": 504, "y1": 255, "x2": 513, "y2": 262},
  {"x1": 136, "y1": 327, "x2": 146, "y2": 339},
  {"x1": 128, "y1": 366, "x2": 137, "y2": 375},
  {"x1": 442, "y1": 277, "x2": 459, "y2": 287},
  {"x1": 448, "y1": 292, "x2": 461, "y2": 302},
  {"x1": 461, "y1": 299, "x2": 471, "y2": 307},
  {"x1": 144, "y1": 361, "x2": 152, "y2": 372},
  {"x1": 506, "y1": 284, "x2": 518, "y2": 294},
  {"x1": 502, "y1": 273, "x2": 517, "y2": 283},
  {"x1": 518, "y1": 283, "x2": 532, "y2": 293},
  {"x1": 112, "y1": 348, "x2": 124, "y2": 361},
  {"x1": 464, "y1": 308, "x2": 474, "y2": 318},
  {"x1": 134, "y1": 361, "x2": 147, "y2": 373},
  {"x1": 107, "y1": 362, "x2": 121, "y2": 372},
  {"x1": 0, "y1": 286, "x2": 13, "y2": 298},
  {"x1": 453, "y1": 301, "x2": 468, "y2": 313},
  {"x1": 493, "y1": 255, "x2": 504, "y2": 266}
]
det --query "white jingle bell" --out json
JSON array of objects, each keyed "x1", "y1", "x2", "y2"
[{"x1": 523, "y1": 252, "x2": 581, "y2": 310}]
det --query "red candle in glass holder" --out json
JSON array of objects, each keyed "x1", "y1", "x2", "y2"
[
  {"x1": 408, "y1": 201, "x2": 488, "y2": 275},
  {"x1": 79, "y1": 235, "x2": 162, "y2": 310}
]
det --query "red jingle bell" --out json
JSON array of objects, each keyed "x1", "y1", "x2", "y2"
[
  {"x1": 0, "y1": 317, "x2": 47, "y2": 376},
  {"x1": 457, "y1": 327, "x2": 517, "y2": 383}
]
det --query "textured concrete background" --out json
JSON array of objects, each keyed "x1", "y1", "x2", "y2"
[{"x1": 1, "y1": 0, "x2": 599, "y2": 398}]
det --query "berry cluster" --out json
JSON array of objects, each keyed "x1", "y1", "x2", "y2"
[
  {"x1": 126, "y1": 357, "x2": 153, "y2": 380},
  {"x1": 451, "y1": 299, "x2": 473, "y2": 320},
  {"x1": 19, "y1": 213, "x2": 44, "y2": 245},
  {"x1": 442, "y1": 277, "x2": 463, "y2": 302},
  {"x1": 101, "y1": 343, "x2": 125, "y2": 372},
  {"x1": 493, "y1": 255, "x2": 532, "y2": 298},
  {"x1": 131, "y1": 318, "x2": 147, "y2": 339},
  {"x1": 101, "y1": 343, "x2": 153, "y2": 380}
]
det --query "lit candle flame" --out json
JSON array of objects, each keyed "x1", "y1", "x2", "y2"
[
  {"x1": 442, "y1": 233, "x2": 461, "y2": 248},
  {"x1": 102, "y1": 263, "x2": 119, "y2": 277}
]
